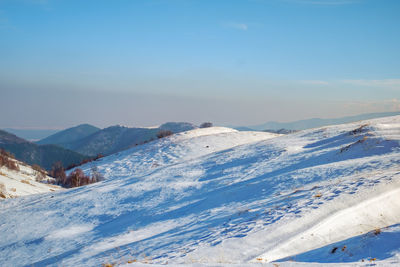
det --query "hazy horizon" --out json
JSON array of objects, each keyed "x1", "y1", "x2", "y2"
[
  {"x1": 2, "y1": 111, "x2": 399, "y2": 131},
  {"x1": 1, "y1": 0, "x2": 399, "y2": 129}
]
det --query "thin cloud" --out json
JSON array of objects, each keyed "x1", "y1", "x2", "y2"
[
  {"x1": 342, "y1": 99, "x2": 400, "y2": 113},
  {"x1": 300, "y1": 80, "x2": 330, "y2": 85},
  {"x1": 341, "y1": 79, "x2": 400, "y2": 89},
  {"x1": 297, "y1": 79, "x2": 400, "y2": 89},
  {"x1": 223, "y1": 22, "x2": 248, "y2": 31}
]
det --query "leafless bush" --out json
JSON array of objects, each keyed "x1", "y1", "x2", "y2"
[
  {"x1": 91, "y1": 165, "x2": 104, "y2": 182},
  {"x1": 50, "y1": 161, "x2": 67, "y2": 185},
  {"x1": 67, "y1": 168, "x2": 99, "y2": 188},
  {"x1": 0, "y1": 149, "x2": 14, "y2": 159},
  {"x1": 200, "y1": 122, "x2": 213, "y2": 128},
  {"x1": 0, "y1": 182, "x2": 7, "y2": 198},
  {"x1": 157, "y1": 130, "x2": 173, "y2": 139},
  {"x1": 349, "y1": 124, "x2": 368, "y2": 135},
  {"x1": 32, "y1": 164, "x2": 46, "y2": 182},
  {"x1": 0, "y1": 152, "x2": 19, "y2": 171}
]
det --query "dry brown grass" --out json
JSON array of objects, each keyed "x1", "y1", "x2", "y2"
[
  {"x1": 20, "y1": 179, "x2": 31, "y2": 185},
  {"x1": 350, "y1": 124, "x2": 368, "y2": 135},
  {"x1": 374, "y1": 228, "x2": 381, "y2": 236},
  {"x1": 0, "y1": 182, "x2": 7, "y2": 198},
  {"x1": 340, "y1": 136, "x2": 369, "y2": 153}
]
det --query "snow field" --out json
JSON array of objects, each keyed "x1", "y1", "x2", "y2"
[
  {"x1": 0, "y1": 160, "x2": 60, "y2": 198},
  {"x1": 0, "y1": 118, "x2": 399, "y2": 266}
]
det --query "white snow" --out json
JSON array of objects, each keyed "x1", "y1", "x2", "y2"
[
  {"x1": 253, "y1": 182, "x2": 400, "y2": 263},
  {"x1": 0, "y1": 118, "x2": 400, "y2": 266},
  {"x1": 47, "y1": 225, "x2": 95, "y2": 240},
  {"x1": 0, "y1": 160, "x2": 61, "y2": 198},
  {"x1": 72, "y1": 127, "x2": 278, "y2": 180}
]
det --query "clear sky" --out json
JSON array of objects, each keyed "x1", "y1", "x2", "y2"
[{"x1": 1, "y1": 0, "x2": 399, "y2": 129}]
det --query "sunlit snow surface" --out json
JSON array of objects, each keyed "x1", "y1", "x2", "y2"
[
  {"x1": 0, "y1": 119, "x2": 400, "y2": 266},
  {"x1": 0, "y1": 161, "x2": 60, "y2": 198}
]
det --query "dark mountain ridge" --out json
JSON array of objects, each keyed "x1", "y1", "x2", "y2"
[
  {"x1": 0, "y1": 130, "x2": 87, "y2": 170},
  {"x1": 37, "y1": 124, "x2": 100, "y2": 146},
  {"x1": 39, "y1": 122, "x2": 198, "y2": 157},
  {"x1": 234, "y1": 112, "x2": 400, "y2": 131}
]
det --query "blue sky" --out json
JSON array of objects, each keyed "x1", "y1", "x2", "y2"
[{"x1": 1, "y1": 0, "x2": 399, "y2": 128}]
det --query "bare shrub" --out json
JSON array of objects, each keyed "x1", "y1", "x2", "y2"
[
  {"x1": 67, "y1": 168, "x2": 98, "y2": 188},
  {"x1": 0, "y1": 149, "x2": 14, "y2": 159},
  {"x1": 0, "y1": 150, "x2": 19, "y2": 171},
  {"x1": 350, "y1": 124, "x2": 368, "y2": 135},
  {"x1": 35, "y1": 172, "x2": 46, "y2": 182},
  {"x1": 374, "y1": 228, "x2": 381, "y2": 235},
  {"x1": 53, "y1": 161, "x2": 103, "y2": 188},
  {"x1": 32, "y1": 164, "x2": 46, "y2": 182},
  {"x1": 200, "y1": 122, "x2": 213, "y2": 128},
  {"x1": 91, "y1": 165, "x2": 104, "y2": 182},
  {"x1": 7, "y1": 160, "x2": 19, "y2": 171},
  {"x1": 68, "y1": 168, "x2": 85, "y2": 187},
  {"x1": 157, "y1": 130, "x2": 173, "y2": 139},
  {"x1": 50, "y1": 161, "x2": 67, "y2": 185},
  {"x1": 21, "y1": 179, "x2": 31, "y2": 185},
  {"x1": 314, "y1": 193, "x2": 322, "y2": 198},
  {"x1": 0, "y1": 182, "x2": 7, "y2": 198},
  {"x1": 32, "y1": 164, "x2": 46, "y2": 174}
]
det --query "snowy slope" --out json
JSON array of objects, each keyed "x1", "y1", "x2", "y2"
[
  {"x1": 0, "y1": 160, "x2": 61, "y2": 198},
  {"x1": 75, "y1": 127, "x2": 279, "y2": 179},
  {"x1": 0, "y1": 118, "x2": 399, "y2": 266}
]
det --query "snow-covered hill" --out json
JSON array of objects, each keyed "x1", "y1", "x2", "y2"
[
  {"x1": 0, "y1": 158, "x2": 61, "y2": 198},
  {"x1": 0, "y1": 118, "x2": 399, "y2": 266},
  {"x1": 50, "y1": 122, "x2": 199, "y2": 157},
  {"x1": 74, "y1": 127, "x2": 279, "y2": 179}
]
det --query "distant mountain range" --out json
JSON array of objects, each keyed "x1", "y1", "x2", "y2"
[
  {"x1": 2, "y1": 128, "x2": 60, "y2": 141},
  {"x1": 235, "y1": 112, "x2": 400, "y2": 131},
  {"x1": 0, "y1": 130, "x2": 87, "y2": 170},
  {"x1": 0, "y1": 122, "x2": 197, "y2": 170},
  {"x1": 8, "y1": 112, "x2": 396, "y2": 170},
  {"x1": 37, "y1": 122, "x2": 197, "y2": 156},
  {"x1": 37, "y1": 124, "x2": 100, "y2": 147}
]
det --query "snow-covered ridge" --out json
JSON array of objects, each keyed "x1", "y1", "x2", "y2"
[
  {"x1": 74, "y1": 126, "x2": 279, "y2": 179},
  {"x1": 0, "y1": 117, "x2": 399, "y2": 266}
]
